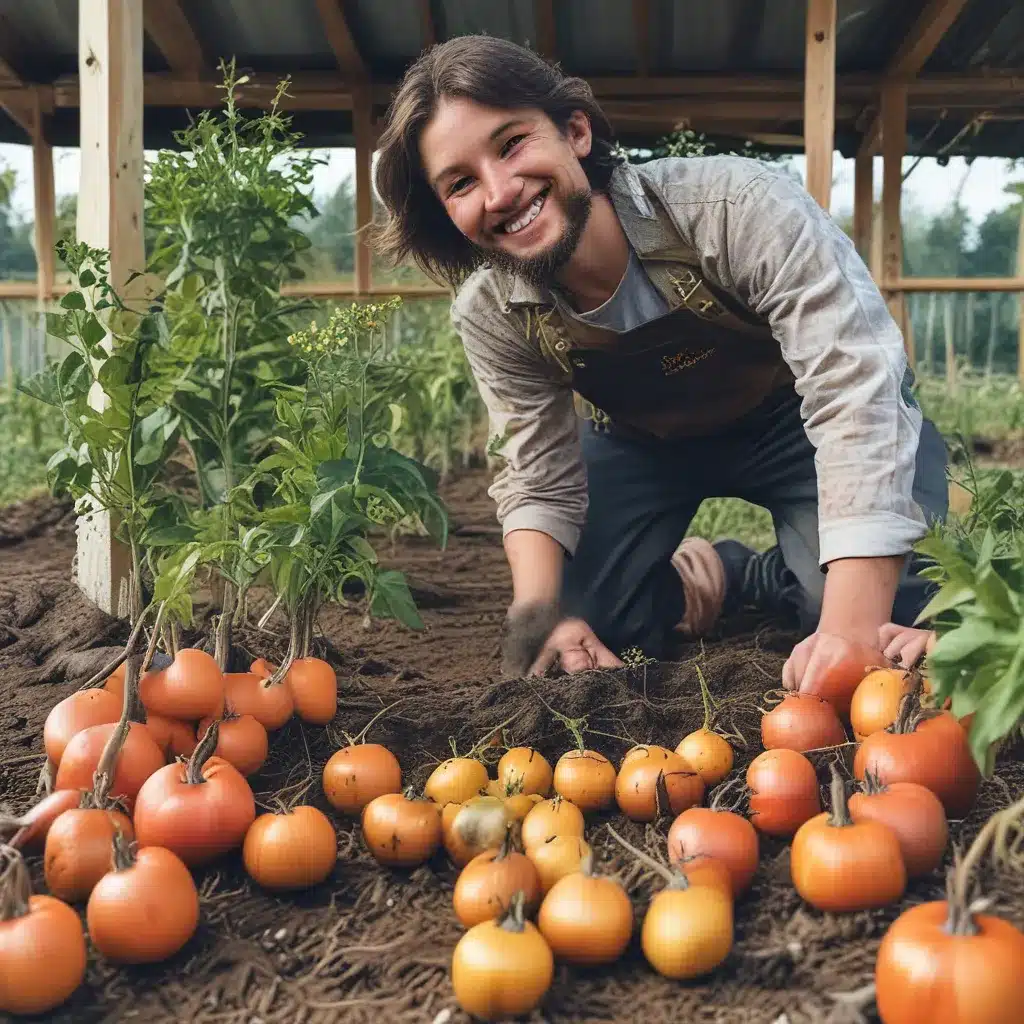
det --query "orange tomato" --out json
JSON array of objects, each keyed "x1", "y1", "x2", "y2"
[
  {"x1": 243, "y1": 806, "x2": 337, "y2": 890},
  {"x1": 761, "y1": 693, "x2": 846, "y2": 752},
  {"x1": 133, "y1": 741, "x2": 255, "y2": 867},
  {"x1": 745, "y1": 748, "x2": 822, "y2": 837},
  {"x1": 552, "y1": 749, "x2": 616, "y2": 812},
  {"x1": 144, "y1": 713, "x2": 198, "y2": 761},
  {"x1": 875, "y1": 901, "x2": 1024, "y2": 1024},
  {"x1": 197, "y1": 711, "x2": 268, "y2": 777},
  {"x1": 361, "y1": 791, "x2": 442, "y2": 868},
  {"x1": 675, "y1": 729, "x2": 734, "y2": 785},
  {"x1": 854, "y1": 711, "x2": 980, "y2": 818},
  {"x1": 848, "y1": 778, "x2": 948, "y2": 878},
  {"x1": 55, "y1": 721, "x2": 165, "y2": 811},
  {"x1": 667, "y1": 807, "x2": 759, "y2": 896},
  {"x1": 614, "y1": 751, "x2": 704, "y2": 822},
  {"x1": 850, "y1": 668, "x2": 913, "y2": 741},
  {"x1": 0, "y1": 851, "x2": 86, "y2": 1015},
  {"x1": 43, "y1": 689, "x2": 121, "y2": 765},
  {"x1": 497, "y1": 747, "x2": 553, "y2": 797},
  {"x1": 87, "y1": 845, "x2": 199, "y2": 963},
  {"x1": 223, "y1": 671, "x2": 294, "y2": 731},
  {"x1": 139, "y1": 648, "x2": 224, "y2": 720},
  {"x1": 323, "y1": 743, "x2": 402, "y2": 814},
  {"x1": 791, "y1": 768, "x2": 906, "y2": 912},
  {"x1": 453, "y1": 838, "x2": 542, "y2": 927},
  {"x1": 44, "y1": 806, "x2": 134, "y2": 903},
  {"x1": 286, "y1": 657, "x2": 337, "y2": 725}
]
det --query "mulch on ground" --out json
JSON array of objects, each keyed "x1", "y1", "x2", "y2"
[{"x1": 1, "y1": 473, "x2": 1021, "y2": 1024}]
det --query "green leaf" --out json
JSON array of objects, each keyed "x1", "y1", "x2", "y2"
[
  {"x1": 60, "y1": 291, "x2": 87, "y2": 310},
  {"x1": 145, "y1": 524, "x2": 199, "y2": 546},
  {"x1": 914, "y1": 582, "x2": 975, "y2": 624},
  {"x1": 371, "y1": 569, "x2": 423, "y2": 630},
  {"x1": 81, "y1": 314, "x2": 109, "y2": 352},
  {"x1": 309, "y1": 489, "x2": 337, "y2": 519},
  {"x1": 926, "y1": 620, "x2": 999, "y2": 666},
  {"x1": 18, "y1": 364, "x2": 64, "y2": 408}
]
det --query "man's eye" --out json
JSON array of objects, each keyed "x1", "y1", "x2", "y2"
[
  {"x1": 448, "y1": 177, "x2": 472, "y2": 196},
  {"x1": 500, "y1": 134, "x2": 526, "y2": 157}
]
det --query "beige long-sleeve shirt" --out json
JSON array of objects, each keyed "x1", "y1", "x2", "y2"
[{"x1": 450, "y1": 155, "x2": 930, "y2": 567}]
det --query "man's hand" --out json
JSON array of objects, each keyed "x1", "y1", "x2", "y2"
[
  {"x1": 528, "y1": 617, "x2": 624, "y2": 675},
  {"x1": 499, "y1": 600, "x2": 563, "y2": 678},
  {"x1": 878, "y1": 623, "x2": 936, "y2": 668},
  {"x1": 782, "y1": 631, "x2": 881, "y2": 695}
]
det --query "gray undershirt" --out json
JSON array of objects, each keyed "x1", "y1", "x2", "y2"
[{"x1": 554, "y1": 246, "x2": 670, "y2": 333}]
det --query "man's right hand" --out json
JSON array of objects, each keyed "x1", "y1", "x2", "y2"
[
  {"x1": 528, "y1": 617, "x2": 625, "y2": 675},
  {"x1": 500, "y1": 604, "x2": 623, "y2": 677}
]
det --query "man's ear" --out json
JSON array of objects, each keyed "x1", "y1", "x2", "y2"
[{"x1": 565, "y1": 110, "x2": 593, "y2": 159}]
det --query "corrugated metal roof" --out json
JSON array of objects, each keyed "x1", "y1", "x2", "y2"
[{"x1": 0, "y1": 0, "x2": 1021, "y2": 158}]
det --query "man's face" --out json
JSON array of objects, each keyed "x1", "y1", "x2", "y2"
[{"x1": 419, "y1": 96, "x2": 594, "y2": 284}]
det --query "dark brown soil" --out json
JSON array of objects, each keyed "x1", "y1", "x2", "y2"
[{"x1": 1, "y1": 473, "x2": 1022, "y2": 1024}]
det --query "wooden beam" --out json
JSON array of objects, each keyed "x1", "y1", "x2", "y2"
[
  {"x1": 353, "y1": 86, "x2": 373, "y2": 295},
  {"x1": 889, "y1": 277, "x2": 1024, "y2": 293},
  {"x1": 315, "y1": 0, "x2": 368, "y2": 83},
  {"x1": 888, "y1": 0, "x2": 970, "y2": 80},
  {"x1": 859, "y1": 0, "x2": 970, "y2": 156},
  {"x1": 0, "y1": 35, "x2": 33, "y2": 136},
  {"x1": 601, "y1": 97, "x2": 859, "y2": 122},
  {"x1": 853, "y1": 150, "x2": 874, "y2": 267},
  {"x1": 419, "y1": 0, "x2": 437, "y2": 48},
  {"x1": 143, "y1": 0, "x2": 204, "y2": 75},
  {"x1": 804, "y1": 0, "x2": 836, "y2": 209},
  {"x1": 633, "y1": 0, "x2": 651, "y2": 77},
  {"x1": 75, "y1": 0, "x2": 147, "y2": 617},
  {"x1": 30, "y1": 94, "x2": 55, "y2": 307},
  {"x1": 880, "y1": 83, "x2": 911, "y2": 364},
  {"x1": 534, "y1": 0, "x2": 557, "y2": 62}
]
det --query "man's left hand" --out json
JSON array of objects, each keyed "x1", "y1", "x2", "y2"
[{"x1": 782, "y1": 631, "x2": 882, "y2": 696}]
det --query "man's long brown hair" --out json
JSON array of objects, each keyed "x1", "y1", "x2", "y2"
[{"x1": 373, "y1": 35, "x2": 619, "y2": 289}]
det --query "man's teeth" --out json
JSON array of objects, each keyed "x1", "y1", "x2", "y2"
[{"x1": 505, "y1": 193, "x2": 545, "y2": 234}]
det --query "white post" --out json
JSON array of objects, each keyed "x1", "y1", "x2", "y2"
[{"x1": 74, "y1": 0, "x2": 146, "y2": 615}]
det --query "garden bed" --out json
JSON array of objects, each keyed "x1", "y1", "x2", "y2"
[{"x1": 1, "y1": 472, "x2": 1022, "y2": 1024}]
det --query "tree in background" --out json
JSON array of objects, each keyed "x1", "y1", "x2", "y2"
[{"x1": 0, "y1": 162, "x2": 36, "y2": 279}]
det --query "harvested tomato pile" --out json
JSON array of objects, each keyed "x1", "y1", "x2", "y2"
[{"x1": 1, "y1": 477, "x2": 1023, "y2": 1024}]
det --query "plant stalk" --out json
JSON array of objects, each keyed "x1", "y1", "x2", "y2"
[
  {"x1": 826, "y1": 762, "x2": 853, "y2": 828},
  {"x1": 606, "y1": 824, "x2": 685, "y2": 889},
  {"x1": 186, "y1": 721, "x2": 221, "y2": 785},
  {"x1": 0, "y1": 845, "x2": 32, "y2": 921}
]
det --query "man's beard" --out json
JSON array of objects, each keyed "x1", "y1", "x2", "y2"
[{"x1": 475, "y1": 189, "x2": 592, "y2": 288}]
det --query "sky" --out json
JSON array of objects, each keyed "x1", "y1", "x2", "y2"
[{"x1": 1, "y1": 140, "x2": 1020, "y2": 233}]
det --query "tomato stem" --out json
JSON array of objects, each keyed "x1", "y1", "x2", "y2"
[
  {"x1": 92, "y1": 610, "x2": 153, "y2": 807},
  {"x1": 498, "y1": 890, "x2": 528, "y2": 933},
  {"x1": 110, "y1": 828, "x2": 136, "y2": 872},
  {"x1": 606, "y1": 824, "x2": 685, "y2": 889},
  {"x1": 0, "y1": 845, "x2": 32, "y2": 920},
  {"x1": 945, "y1": 792, "x2": 1024, "y2": 936},
  {"x1": 525, "y1": 683, "x2": 587, "y2": 753},
  {"x1": 187, "y1": 721, "x2": 220, "y2": 785},
  {"x1": 265, "y1": 609, "x2": 300, "y2": 687},
  {"x1": 861, "y1": 769, "x2": 888, "y2": 796},
  {"x1": 826, "y1": 762, "x2": 853, "y2": 828},
  {"x1": 213, "y1": 580, "x2": 234, "y2": 672},
  {"x1": 495, "y1": 825, "x2": 515, "y2": 862},
  {"x1": 141, "y1": 601, "x2": 167, "y2": 674},
  {"x1": 694, "y1": 664, "x2": 715, "y2": 732}
]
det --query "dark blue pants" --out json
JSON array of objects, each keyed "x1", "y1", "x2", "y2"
[{"x1": 561, "y1": 388, "x2": 949, "y2": 658}]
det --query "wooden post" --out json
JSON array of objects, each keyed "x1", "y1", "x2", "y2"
[
  {"x1": 75, "y1": 0, "x2": 145, "y2": 616},
  {"x1": 853, "y1": 150, "x2": 874, "y2": 267},
  {"x1": 803, "y1": 0, "x2": 836, "y2": 209},
  {"x1": 31, "y1": 93, "x2": 56, "y2": 309},
  {"x1": 1017, "y1": 203, "x2": 1024, "y2": 385},
  {"x1": 880, "y1": 83, "x2": 912, "y2": 366},
  {"x1": 353, "y1": 85, "x2": 373, "y2": 295}
]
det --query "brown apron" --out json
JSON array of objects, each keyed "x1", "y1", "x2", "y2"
[{"x1": 527, "y1": 266, "x2": 795, "y2": 440}]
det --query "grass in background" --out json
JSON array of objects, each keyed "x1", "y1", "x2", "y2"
[
  {"x1": 915, "y1": 373, "x2": 1024, "y2": 440},
  {"x1": 0, "y1": 386, "x2": 65, "y2": 505}
]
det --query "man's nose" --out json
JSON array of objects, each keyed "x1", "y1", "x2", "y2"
[{"x1": 482, "y1": 164, "x2": 523, "y2": 214}]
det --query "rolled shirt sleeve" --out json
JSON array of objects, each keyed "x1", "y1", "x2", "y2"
[
  {"x1": 663, "y1": 161, "x2": 930, "y2": 565},
  {"x1": 451, "y1": 280, "x2": 588, "y2": 555}
]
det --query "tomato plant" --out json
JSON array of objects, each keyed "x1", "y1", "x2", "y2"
[{"x1": 914, "y1": 527, "x2": 1024, "y2": 774}]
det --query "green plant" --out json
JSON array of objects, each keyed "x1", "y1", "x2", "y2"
[
  {"x1": 0, "y1": 384, "x2": 65, "y2": 505},
  {"x1": 245, "y1": 298, "x2": 447, "y2": 681},
  {"x1": 915, "y1": 523, "x2": 1024, "y2": 774},
  {"x1": 19, "y1": 242, "x2": 173, "y2": 618}
]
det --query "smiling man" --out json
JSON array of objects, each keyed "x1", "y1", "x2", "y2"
[{"x1": 372, "y1": 36, "x2": 948, "y2": 690}]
